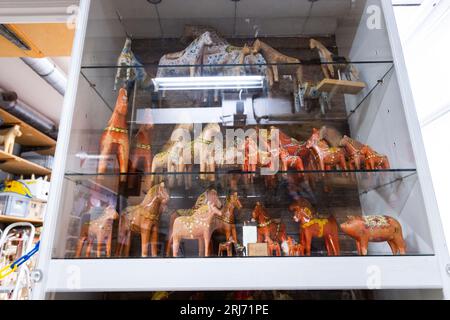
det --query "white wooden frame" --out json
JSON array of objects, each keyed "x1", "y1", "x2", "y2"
[{"x1": 31, "y1": 0, "x2": 450, "y2": 299}]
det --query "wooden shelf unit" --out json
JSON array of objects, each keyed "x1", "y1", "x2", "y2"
[
  {"x1": 0, "y1": 108, "x2": 56, "y2": 151},
  {"x1": 0, "y1": 150, "x2": 51, "y2": 176},
  {"x1": 0, "y1": 215, "x2": 43, "y2": 226}
]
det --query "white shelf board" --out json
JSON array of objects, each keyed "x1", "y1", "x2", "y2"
[{"x1": 46, "y1": 256, "x2": 442, "y2": 292}]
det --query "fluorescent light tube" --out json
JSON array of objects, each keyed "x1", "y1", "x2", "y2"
[{"x1": 152, "y1": 76, "x2": 264, "y2": 91}]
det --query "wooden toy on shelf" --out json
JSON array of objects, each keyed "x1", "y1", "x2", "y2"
[
  {"x1": 196, "y1": 123, "x2": 221, "y2": 181},
  {"x1": 0, "y1": 124, "x2": 22, "y2": 154},
  {"x1": 339, "y1": 135, "x2": 366, "y2": 170},
  {"x1": 286, "y1": 236, "x2": 304, "y2": 256},
  {"x1": 156, "y1": 31, "x2": 214, "y2": 78},
  {"x1": 218, "y1": 240, "x2": 234, "y2": 257},
  {"x1": 97, "y1": 88, "x2": 129, "y2": 182},
  {"x1": 251, "y1": 202, "x2": 287, "y2": 244},
  {"x1": 360, "y1": 145, "x2": 390, "y2": 170},
  {"x1": 171, "y1": 202, "x2": 222, "y2": 257},
  {"x1": 129, "y1": 124, "x2": 153, "y2": 188},
  {"x1": 270, "y1": 126, "x2": 311, "y2": 167},
  {"x1": 289, "y1": 198, "x2": 340, "y2": 256},
  {"x1": 306, "y1": 128, "x2": 347, "y2": 172},
  {"x1": 252, "y1": 39, "x2": 300, "y2": 87},
  {"x1": 150, "y1": 123, "x2": 193, "y2": 186},
  {"x1": 340, "y1": 215, "x2": 406, "y2": 255},
  {"x1": 114, "y1": 37, "x2": 150, "y2": 90},
  {"x1": 75, "y1": 206, "x2": 119, "y2": 258},
  {"x1": 309, "y1": 38, "x2": 359, "y2": 81},
  {"x1": 165, "y1": 187, "x2": 222, "y2": 256},
  {"x1": 116, "y1": 182, "x2": 170, "y2": 257},
  {"x1": 265, "y1": 236, "x2": 281, "y2": 256},
  {"x1": 309, "y1": 38, "x2": 365, "y2": 95},
  {"x1": 215, "y1": 192, "x2": 242, "y2": 244}
]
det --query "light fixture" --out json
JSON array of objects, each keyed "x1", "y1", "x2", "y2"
[{"x1": 152, "y1": 76, "x2": 265, "y2": 91}]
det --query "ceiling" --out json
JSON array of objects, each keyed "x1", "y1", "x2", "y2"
[
  {"x1": 0, "y1": 57, "x2": 66, "y2": 124},
  {"x1": 87, "y1": 0, "x2": 367, "y2": 38}
]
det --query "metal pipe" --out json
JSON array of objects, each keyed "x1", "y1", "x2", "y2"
[
  {"x1": 20, "y1": 57, "x2": 67, "y2": 96},
  {"x1": 0, "y1": 89, "x2": 58, "y2": 139}
]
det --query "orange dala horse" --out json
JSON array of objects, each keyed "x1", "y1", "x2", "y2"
[
  {"x1": 289, "y1": 198, "x2": 340, "y2": 256},
  {"x1": 98, "y1": 87, "x2": 129, "y2": 181},
  {"x1": 251, "y1": 202, "x2": 287, "y2": 244}
]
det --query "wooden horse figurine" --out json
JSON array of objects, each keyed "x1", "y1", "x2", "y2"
[
  {"x1": 289, "y1": 198, "x2": 340, "y2": 256},
  {"x1": 252, "y1": 39, "x2": 300, "y2": 86},
  {"x1": 286, "y1": 236, "x2": 304, "y2": 256},
  {"x1": 116, "y1": 182, "x2": 170, "y2": 257},
  {"x1": 171, "y1": 202, "x2": 223, "y2": 257},
  {"x1": 214, "y1": 192, "x2": 242, "y2": 244},
  {"x1": 339, "y1": 135, "x2": 365, "y2": 170},
  {"x1": 165, "y1": 188, "x2": 222, "y2": 256},
  {"x1": 265, "y1": 236, "x2": 281, "y2": 256},
  {"x1": 251, "y1": 202, "x2": 287, "y2": 244},
  {"x1": 114, "y1": 37, "x2": 149, "y2": 90},
  {"x1": 279, "y1": 147, "x2": 304, "y2": 172},
  {"x1": 98, "y1": 88, "x2": 129, "y2": 182},
  {"x1": 0, "y1": 124, "x2": 22, "y2": 154},
  {"x1": 150, "y1": 123, "x2": 193, "y2": 186},
  {"x1": 75, "y1": 206, "x2": 119, "y2": 258},
  {"x1": 195, "y1": 123, "x2": 221, "y2": 181},
  {"x1": 309, "y1": 38, "x2": 359, "y2": 81},
  {"x1": 306, "y1": 128, "x2": 347, "y2": 173},
  {"x1": 156, "y1": 31, "x2": 214, "y2": 78},
  {"x1": 129, "y1": 124, "x2": 153, "y2": 188},
  {"x1": 270, "y1": 126, "x2": 310, "y2": 164},
  {"x1": 218, "y1": 240, "x2": 234, "y2": 257},
  {"x1": 360, "y1": 145, "x2": 390, "y2": 170}
]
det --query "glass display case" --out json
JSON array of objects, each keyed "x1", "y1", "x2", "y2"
[{"x1": 33, "y1": 0, "x2": 449, "y2": 298}]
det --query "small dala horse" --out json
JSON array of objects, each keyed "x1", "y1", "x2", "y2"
[
  {"x1": 75, "y1": 206, "x2": 119, "y2": 258},
  {"x1": 251, "y1": 202, "x2": 287, "y2": 244},
  {"x1": 116, "y1": 182, "x2": 169, "y2": 257},
  {"x1": 289, "y1": 198, "x2": 340, "y2": 256}
]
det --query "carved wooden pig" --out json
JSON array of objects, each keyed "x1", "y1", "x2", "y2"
[{"x1": 340, "y1": 215, "x2": 406, "y2": 255}]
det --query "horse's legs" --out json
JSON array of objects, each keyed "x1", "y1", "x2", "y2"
[
  {"x1": 167, "y1": 159, "x2": 176, "y2": 187},
  {"x1": 106, "y1": 233, "x2": 112, "y2": 257},
  {"x1": 198, "y1": 239, "x2": 205, "y2": 257},
  {"x1": 272, "y1": 65, "x2": 279, "y2": 82},
  {"x1": 96, "y1": 232, "x2": 103, "y2": 258},
  {"x1": 204, "y1": 235, "x2": 210, "y2": 257},
  {"x1": 75, "y1": 237, "x2": 86, "y2": 257},
  {"x1": 141, "y1": 229, "x2": 150, "y2": 257},
  {"x1": 355, "y1": 240, "x2": 361, "y2": 255},
  {"x1": 325, "y1": 238, "x2": 331, "y2": 256},
  {"x1": 304, "y1": 232, "x2": 312, "y2": 256},
  {"x1": 124, "y1": 233, "x2": 131, "y2": 257},
  {"x1": 387, "y1": 240, "x2": 398, "y2": 255},
  {"x1": 151, "y1": 225, "x2": 158, "y2": 257},
  {"x1": 117, "y1": 142, "x2": 129, "y2": 182},
  {"x1": 143, "y1": 154, "x2": 152, "y2": 189},
  {"x1": 172, "y1": 237, "x2": 180, "y2": 257},
  {"x1": 232, "y1": 226, "x2": 238, "y2": 244},
  {"x1": 98, "y1": 139, "x2": 111, "y2": 174},
  {"x1": 85, "y1": 239, "x2": 93, "y2": 258}
]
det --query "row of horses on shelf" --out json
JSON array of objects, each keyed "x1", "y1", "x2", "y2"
[
  {"x1": 97, "y1": 88, "x2": 391, "y2": 190},
  {"x1": 75, "y1": 182, "x2": 407, "y2": 259},
  {"x1": 115, "y1": 24, "x2": 360, "y2": 95},
  {"x1": 75, "y1": 184, "x2": 320, "y2": 258}
]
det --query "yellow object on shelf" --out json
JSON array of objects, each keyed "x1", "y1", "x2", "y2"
[{"x1": 0, "y1": 23, "x2": 74, "y2": 58}]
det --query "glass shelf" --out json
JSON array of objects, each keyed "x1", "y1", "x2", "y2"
[
  {"x1": 64, "y1": 169, "x2": 417, "y2": 197},
  {"x1": 80, "y1": 61, "x2": 394, "y2": 124},
  {"x1": 56, "y1": 169, "x2": 426, "y2": 259}
]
